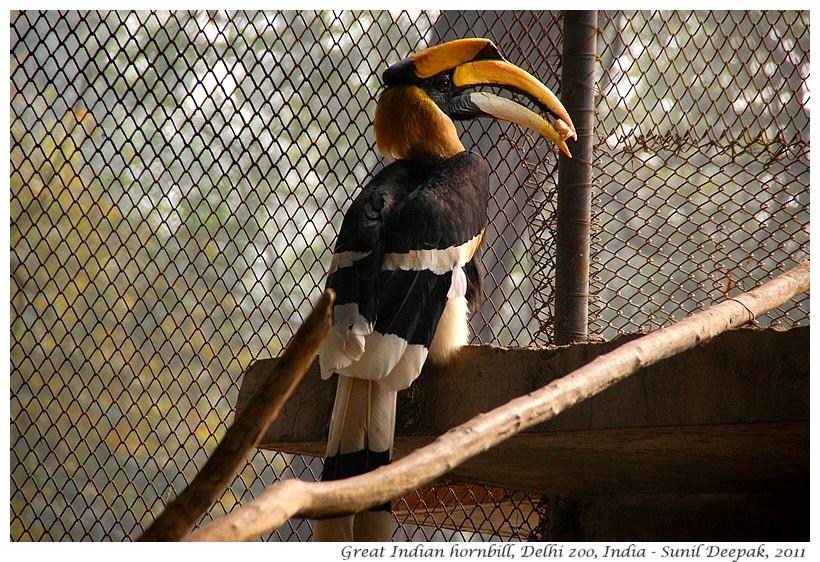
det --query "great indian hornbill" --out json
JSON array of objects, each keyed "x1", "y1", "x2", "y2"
[{"x1": 313, "y1": 38, "x2": 576, "y2": 541}]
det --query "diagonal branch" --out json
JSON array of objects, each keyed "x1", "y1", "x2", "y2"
[
  {"x1": 185, "y1": 260, "x2": 809, "y2": 542},
  {"x1": 138, "y1": 289, "x2": 335, "y2": 542}
]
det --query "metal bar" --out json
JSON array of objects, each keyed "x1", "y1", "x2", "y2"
[{"x1": 554, "y1": 10, "x2": 598, "y2": 345}]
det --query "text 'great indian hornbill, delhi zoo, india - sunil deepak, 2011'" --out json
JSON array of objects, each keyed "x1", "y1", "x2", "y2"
[{"x1": 312, "y1": 38, "x2": 576, "y2": 542}]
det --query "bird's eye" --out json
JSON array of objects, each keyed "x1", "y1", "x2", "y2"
[{"x1": 436, "y1": 76, "x2": 451, "y2": 92}]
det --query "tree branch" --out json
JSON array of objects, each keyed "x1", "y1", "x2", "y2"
[
  {"x1": 138, "y1": 289, "x2": 335, "y2": 541},
  {"x1": 185, "y1": 260, "x2": 809, "y2": 542}
]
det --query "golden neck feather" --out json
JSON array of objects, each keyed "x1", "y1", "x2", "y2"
[{"x1": 374, "y1": 86, "x2": 465, "y2": 161}]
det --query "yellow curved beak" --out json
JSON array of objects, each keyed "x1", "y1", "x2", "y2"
[
  {"x1": 453, "y1": 58, "x2": 577, "y2": 157},
  {"x1": 410, "y1": 39, "x2": 577, "y2": 157}
]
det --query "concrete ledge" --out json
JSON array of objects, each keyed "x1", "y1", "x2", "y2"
[
  {"x1": 237, "y1": 326, "x2": 807, "y2": 493},
  {"x1": 236, "y1": 326, "x2": 809, "y2": 539}
]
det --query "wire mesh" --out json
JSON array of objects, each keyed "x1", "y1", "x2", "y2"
[
  {"x1": 590, "y1": 10, "x2": 809, "y2": 335},
  {"x1": 10, "y1": 10, "x2": 809, "y2": 542}
]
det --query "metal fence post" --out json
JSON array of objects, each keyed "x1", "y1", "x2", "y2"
[
  {"x1": 554, "y1": 10, "x2": 598, "y2": 345},
  {"x1": 551, "y1": 16, "x2": 599, "y2": 538}
]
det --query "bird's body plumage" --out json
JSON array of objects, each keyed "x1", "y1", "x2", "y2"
[
  {"x1": 320, "y1": 154, "x2": 490, "y2": 384},
  {"x1": 314, "y1": 154, "x2": 489, "y2": 541}
]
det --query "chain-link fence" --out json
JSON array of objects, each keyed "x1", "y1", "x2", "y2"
[{"x1": 10, "y1": 10, "x2": 809, "y2": 541}]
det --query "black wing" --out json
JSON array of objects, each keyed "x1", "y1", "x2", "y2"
[{"x1": 318, "y1": 151, "x2": 490, "y2": 390}]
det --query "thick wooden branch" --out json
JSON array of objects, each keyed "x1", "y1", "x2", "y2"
[
  {"x1": 185, "y1": 260, "x2": 809, "y2": 542},
  {"x1": 138, "y1": 289, "x2": 335, "y2": 542}
]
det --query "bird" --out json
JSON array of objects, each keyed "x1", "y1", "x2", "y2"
[{"x1": 312, "y1": 38, "x2": 576, "y2": 542}]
